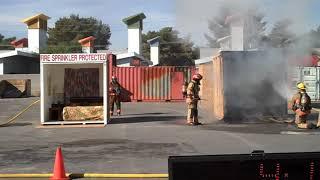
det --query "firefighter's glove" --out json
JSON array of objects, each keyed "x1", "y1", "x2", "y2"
[{"x1": 186, "y1": 98, "x2": 193, "y2": 104}]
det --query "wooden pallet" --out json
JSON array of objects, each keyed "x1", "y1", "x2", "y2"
[
  {"x1": 131, "y1": 99, "x2": 185, "y2": 102},
  {"x1": 36, "y1": 120, "x2": 106, "y2": 128},
  {"x1": 36, "y1": 124, "x2": 106, "y2": 128}
]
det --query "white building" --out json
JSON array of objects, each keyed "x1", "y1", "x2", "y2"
[
  {"x1": 218, "y1": 15, "x2": 244, "y2": 51},
  {"x1": 22, "y1": 13, "x2": 50, "y2": 53},
  {"x1": 98, "y1": 13, "x2": 152, "y2": 67},
  {"x1": 194, "y1": 48, "x2": 220, "y2": 66},
  {"x1": 218, "y1": 14, "x2": 259, "y2": 51},
  {"x1": 147, "y1": 36, "x2": 160, "y2": 66},
  {"x1": 0, "y1": 13, "x2": 50, "y2": 74},
  {"x1": 78, "y1": 36, "x2": 96, "y2": 53}
]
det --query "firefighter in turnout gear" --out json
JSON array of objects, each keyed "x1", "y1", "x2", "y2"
[
  {"x1": 109, "y1": 76, "x2": 121, "y2": 116},
  {"x1": 186, "y1": 74, "x2": 203, "y2": 125},
  {"x1": 289, "y1": 82, "x2": 313, "y2": 128}
]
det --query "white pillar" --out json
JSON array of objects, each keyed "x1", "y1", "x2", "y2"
[
  {"x1": 78, "y1": 36, "x2": 95, "y2": 53},
  {"x1": 128, "y1": 28, "x2": 141, "y2": 54},
  {"x1": 82, "y1": 47, "x2": 93, "y2": 54},
  {"x1": 0, "y1": 63, "x2": 3, "y2": 75},
  {"x1": 147, "y1": 36, "x2": 160, "y2": 66},
  {"x1": 231, "y1": 26, "x2": 244, "y2": 51},
  {"x1": 22, "y1": 14, "x2": 50, "y2": 53},
  {"x1": 40, "y1": 63, "x2": 44, "y2": 123},
  {"x1": 123, "y1": 13, "x2": 146, "y2": 55},
  {"x1": 150, "y1": 45, "x2": 159, "y2": 66},
  {"x1": 103, "y1": 61, "x2": 108, "y2": 125},
  {"x1": 28, "y1": 29, "x2": 47, "y2": 53}
]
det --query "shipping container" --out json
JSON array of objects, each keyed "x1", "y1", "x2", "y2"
[
  {"x1": 110, "y1": 66, "x2": 196, "y2": 102},
  {"x1": 289, "y1": 67, "x2": 320, "y2": 101},
  {"x1": 199, "y1": 51, "x2": 288, "y2": 121},
  {"x1": 198, "y1": 61, "x2": 214, "y2": 116}
]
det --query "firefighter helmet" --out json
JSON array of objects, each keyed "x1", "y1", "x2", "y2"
[
  {"x1": 112, "y1": 76, "x2": 117, "y2": 81},
  {"x1": 297, "y1": 82, "x2": 306, "y2": 90},
  {"x1": 192, "y1": 74, "x2": 203, "y2": 81}
]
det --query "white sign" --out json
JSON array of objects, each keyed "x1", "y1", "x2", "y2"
[{"x1": 40, "y1": 53, "x2": 107, "y2": 63}]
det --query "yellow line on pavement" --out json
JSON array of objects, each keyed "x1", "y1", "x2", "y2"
[
  {"x1": 0, "y1": 173, "x2": 168, "y2": 178},
  {"x1": 84, "y1": 173, "x2": 168, "y2": 178},
  {"x1": 0, "y1": 174, "x2": 53, "y2": 178}
]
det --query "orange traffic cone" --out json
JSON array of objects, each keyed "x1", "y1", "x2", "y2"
[{"x1": 50, "y1": 147, "x2": 69, "y2": 180}]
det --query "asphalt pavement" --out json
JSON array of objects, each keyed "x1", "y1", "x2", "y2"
[{"x1": 0, "y1": 97, "x2": 320, "y2": 177}]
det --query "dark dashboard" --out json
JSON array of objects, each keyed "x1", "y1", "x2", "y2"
[{"x1": 169, "y1": 151, "x2": 320, "y2": 180}]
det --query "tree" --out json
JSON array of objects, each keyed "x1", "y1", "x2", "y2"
[
  {"x1": 0, "y1": 33, "x2": 16, "y2": 50},
  {"x1": 204, "y1": 6, "x2": 231, "y2": 48},
  {"x1": 303, "y1": 26, "x2": 320, "y2": 48},
  {"x1": 288, "y1": 26, "x2": 320, "y2": 55},
  {"x1": 44, "y1": 14, "x2": 111, "y2": 53},
  {"x1": 142, "y1": 27, "x2": 198, "y2": 66},
  {"x1": 0, "y1": 34, "x2": 4, "y2": 42},
  {"x1": 205, "y1": 5, "x2": 267, "y2": 48},
  {"x1": 268, "y1": 19, "x2": 295, "y2": 48},
  {"x1": 244, "y1": 9, "x2": 267, "y2": 49},
  {"x1": 42, "y1": 42, "x2": 82, "y2": 54}
]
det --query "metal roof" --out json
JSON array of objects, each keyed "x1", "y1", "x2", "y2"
[
  {"x1": 122, "y1": 13, "x2": 146, "y2": 25},
  {"x1": 194, "y1": 56, "x2": 213, "y2": 65},
  {"x1": 0, "y1": 50, "x2": 38, "y2": 59},
  {"x1": 147, "y1": 36, "x2": 160, "y2": 45},
  {"x1": 78, "y1": 36, "x2": 96, "y2": 44},
  {"x1": 21, "y1": 13, "x2": 50, "y2": 24}
]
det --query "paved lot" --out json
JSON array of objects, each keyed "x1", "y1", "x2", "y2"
[{"x1": 0, "y1": 97, "x2": 320, "y2": 178}]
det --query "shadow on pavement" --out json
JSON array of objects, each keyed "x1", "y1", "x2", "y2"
[
  {"x1": 200, "y1": 120, "x2": 320, "y2": 135},
  {"x1": 109, "y1": 115, "x2": 186, "y2": 124},
  {"x1": 1, "y1": 122, "x2": 32, "y2": 127},
  {"x1": 189, "y1": 110, "x2": 320, "y2": 134},
  {"x1": 123, "y1": 112, "x2": 165, "y2": 116}
]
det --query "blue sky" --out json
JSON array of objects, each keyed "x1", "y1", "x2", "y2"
[
  {"x1": 0, "y1": 0, "x2": 175, "y2": 49},
  {"x1": 1, "y1": 0, "x2": 320, "y2": 49}
]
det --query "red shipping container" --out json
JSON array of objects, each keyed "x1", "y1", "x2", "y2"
[{"x1": 109, "y1": 66, "x2": 196, "y2": 102}]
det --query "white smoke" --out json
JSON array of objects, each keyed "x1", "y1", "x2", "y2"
[
  {"x1": 176, "y1": 0, "x2": 315, "y2": 46},
  {"x1": 176, "y1": 0, "x2": 318, "y2": 119}
]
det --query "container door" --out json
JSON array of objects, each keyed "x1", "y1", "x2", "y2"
[
  {"x1": 317, "y1": 67, "x2": 320, "y2": 101},
  {"x1": 171, "y1": 72, "x2": 184, "y2": 100},
  {"x1": 301, "y1": 67, "x2": 318, "y2": 101}
]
